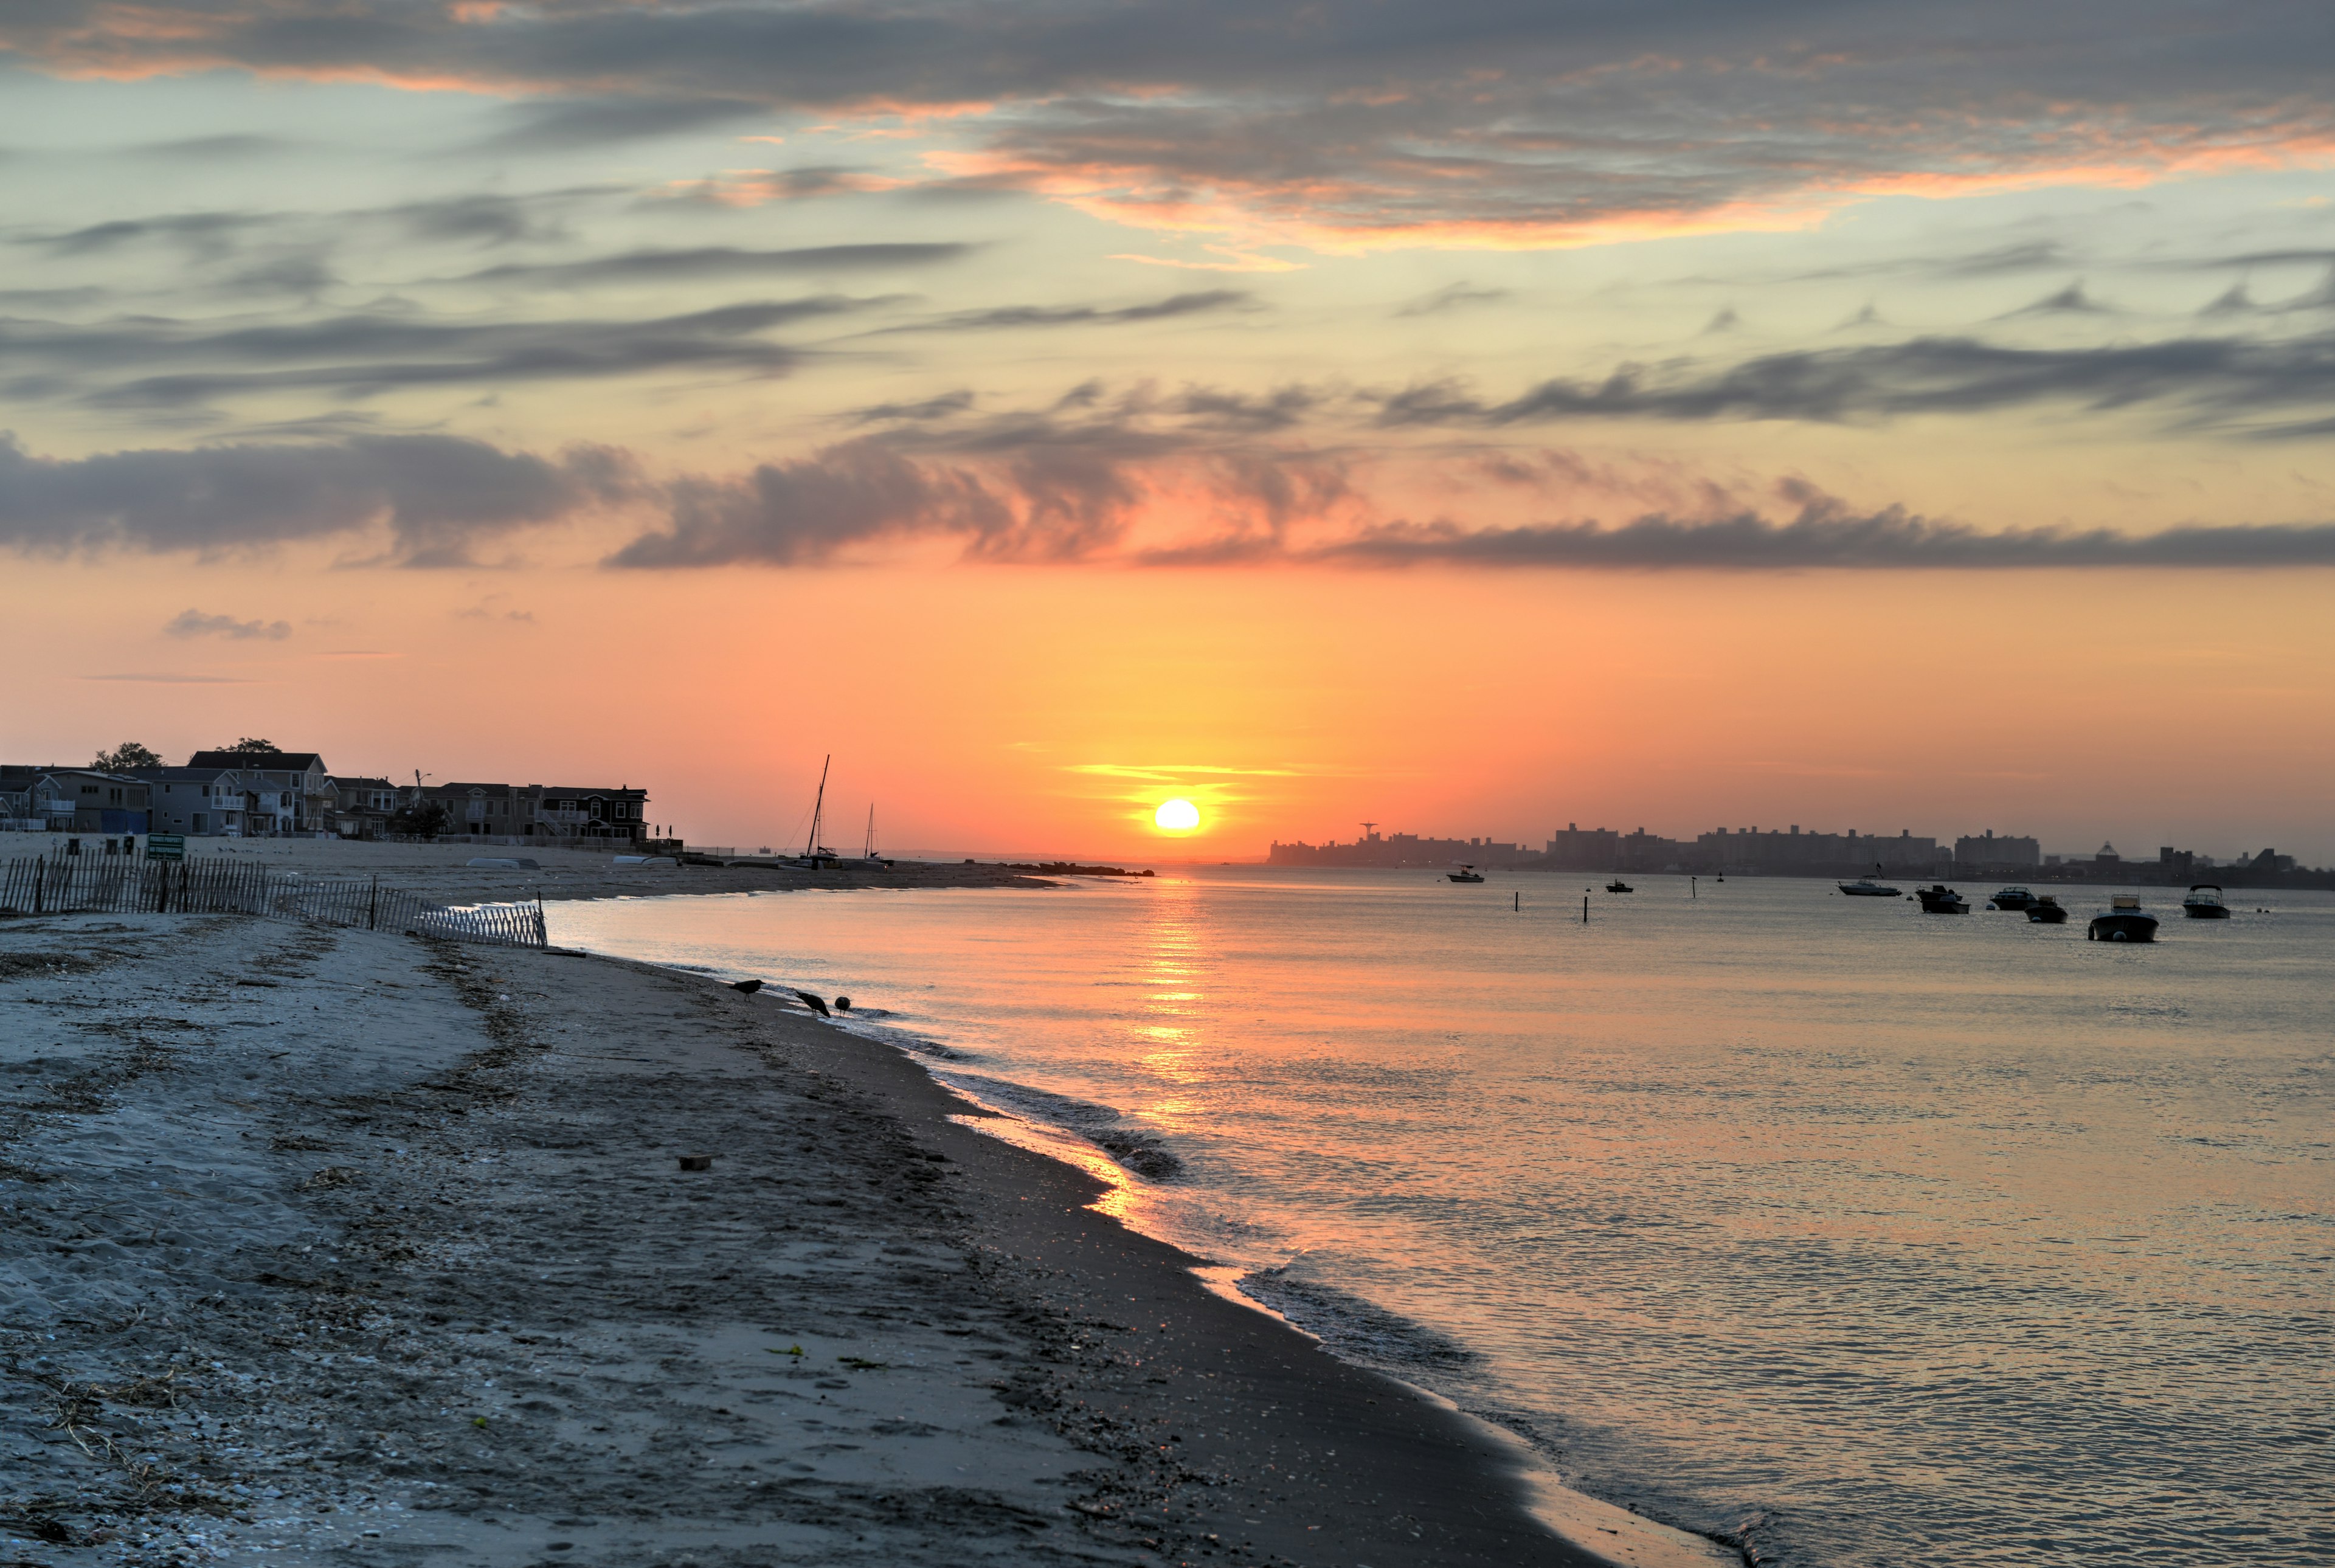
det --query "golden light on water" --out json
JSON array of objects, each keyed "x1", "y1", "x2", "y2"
[{"x1": 1154, "y1": 798, "x2": 1202, "y2": 832}]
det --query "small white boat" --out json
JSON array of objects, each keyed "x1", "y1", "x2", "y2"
[
  {"x1": 1448, "y1": 864, "x2": 1486, "y2": 883},
  {"x1": 1839, "y1": 864, "x2": 1902, "y2": 897}
]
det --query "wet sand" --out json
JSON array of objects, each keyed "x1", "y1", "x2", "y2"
[
  {"x1": 1, "y1": 901, "x2": 1728, "y2": 1568},
  {"x1": 147, "y1": 838, "x2": 1082, "y2": 907}
]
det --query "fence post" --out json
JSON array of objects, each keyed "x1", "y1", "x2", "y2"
[
  {"x1": 33, "y1": 858, "x2": 44, "y2": 915},
  {"x1": 368, "y1": 874, "x2": 379, "y2": 931}
]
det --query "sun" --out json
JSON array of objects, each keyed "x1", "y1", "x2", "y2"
[{"x1": 1154, "y1": 798, "x2": 1202, "y2": 832}]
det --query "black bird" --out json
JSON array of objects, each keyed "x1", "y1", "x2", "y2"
[{"x1": 731, "y1": 978, "x2": 763, "y2": 994}]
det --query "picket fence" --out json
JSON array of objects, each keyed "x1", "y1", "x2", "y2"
[{"x1": 0, "y1": 853, "x2": 548, "y2": 949}]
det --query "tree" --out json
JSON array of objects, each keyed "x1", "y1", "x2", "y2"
[
  {"x1": 92, "y1": 741, "x2": 163, "y2": 771},
  {"x1": 219, "y1": 737, "x2": 279, "y2": 756},
  {"x1": 391, "y1": 800, "x2": 450, "y2": 841}
]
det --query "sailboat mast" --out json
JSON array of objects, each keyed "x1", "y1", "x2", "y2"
[
  {"x1": 804, "y1": 755, "x2": 829, "y2": 860},
  {"x1": 863, "y1": 804, "x2": 876, "y2": 860}
]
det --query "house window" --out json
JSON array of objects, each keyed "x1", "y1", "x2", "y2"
[{"x1": 193, "y1": 813, "x2": 207, "y2": 832}]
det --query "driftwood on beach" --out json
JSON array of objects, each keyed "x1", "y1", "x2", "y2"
[{"x1": 0, "y1": 852, "x2": 547, "y2": 949}]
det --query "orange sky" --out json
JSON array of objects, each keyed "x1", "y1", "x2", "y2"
[{"x1": 9, "y1": 552, "x2": 2330, "y2": 861}]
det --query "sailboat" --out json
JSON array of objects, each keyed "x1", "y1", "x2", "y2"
[
  {"x1": 788, "y1": 756, "x2": 841, "y2": 869},
  {"x1": 856, "y1": 805, "x2": 893, "y2": 869}
]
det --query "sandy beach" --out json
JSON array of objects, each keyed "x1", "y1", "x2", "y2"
[{"x1": 2, "y1": 864, "x2": 1729, "y2": 1568}]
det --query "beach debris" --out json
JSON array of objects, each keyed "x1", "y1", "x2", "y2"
[
  {"x1": 839, "y1": 1356, "x2": 890, "y2": 1370},
  {"x1": 834, "y1": 995, "x2": 852, "y2": 1012},
  {"x1": 794, "y1": 990, "x2": 831, "y2": 1017},
  {"x1": 766, "y1": 1344, "x2": 806, "y2": 1357},
  {"x1": 676, "y1": 1155, "x2": 713, "y2": 1172},
  {"x1": 730, "y1": 978, "x2": 763, "y2": 994}
]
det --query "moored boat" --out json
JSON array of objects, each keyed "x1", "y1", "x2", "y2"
[
  {"x1": 2026, "y1": 896, "x2": 2068, "y2": 924},
  {"x1": 2181, "y1": 884, "x2": 2230, "y2": 919},
  {"x1": 1606, "y1": 879, "x2": 1633, "y2": 893},
  {"x1": 1448, "y1": 864, "x2": 1486, "y2": 883},
  {"x1": 1987, "y1": 886, "x2": 2037, "y2": 911},
  {"x1": 1839, "y1": 863, "x2": 1902, "y2": 897},
  {"x1": 1915, "y1": 883, "x2": 1970, "y2": 913},
  {"x1": 2088, "y1": 894, "x2": 2159, "y2": 942}
]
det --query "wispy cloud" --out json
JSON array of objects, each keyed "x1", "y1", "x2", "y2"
[{"x1": 165, "y1": 607, "x2": 291, "y2": 640}]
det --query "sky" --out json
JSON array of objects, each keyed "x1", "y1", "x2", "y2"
[{"x1": 2, "y1": 1, "x2": 2332, "y2": 862}]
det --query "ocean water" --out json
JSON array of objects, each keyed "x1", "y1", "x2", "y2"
[{"x1": 548, "y1": 871, "x2": 2333, "y2": 1566}]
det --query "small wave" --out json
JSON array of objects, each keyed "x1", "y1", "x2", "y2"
[
  {"x1": 1237, "y1": 1265, "x2": 1481, "y2": 1372},
  {"x1": 946, "y1": 1074, "x2": 1183, "y2": 1180}
]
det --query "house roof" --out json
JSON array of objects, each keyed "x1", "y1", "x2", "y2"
[
  {"x1": 185, "y1": 750, "x2": 328, "y2": 771},
  {"x1": 335, "y1": 776, "x2": 395, "y2": 789},
  {"x1": 129, "y1": 766, "x2": 241, "y2": 782}
]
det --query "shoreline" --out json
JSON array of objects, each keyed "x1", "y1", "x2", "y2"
[{"x1": 1, "y1": 879, "x2": 1729, "y2": 1568}]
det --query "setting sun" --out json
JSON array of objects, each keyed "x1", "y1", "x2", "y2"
[{"x1": 1154, "y1": 798, "x2": 1202, "y2": 832}]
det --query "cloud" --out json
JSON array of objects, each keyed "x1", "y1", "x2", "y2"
[
  {"x1": 453, "y1": 243, "x2": 972, "y2": 289},
  {"x1": 846, "y1": 389, "x2": 977, "y2": 424},
  {"x1": 0, "y1": 431, "x2": 633, "y2": 565},
  {"x1": 895, "y1": 289, "x2": 1251, "y2": 333},
  {"x1": 1369, "y1": 329, "x2": 2335, "y2": 435},
  {"x1": 1, "y1": 299, "x2": 848, "y2": 410},
  {"x1": 9, "y1": 2, "x2": 2334, "y2": 249},
  {"x1": 1998, "y1": 280, "x2": 2109, "y2": 317},
  {"x1": 165, "y1": 607, "x2": 291, "y2": 640},
  {"x1": 1396, "y1": 283, "x2": 1510, "y2": 317},
  {"x1": 481, "y1": 96, "x2": 772, "y2": 151},
  {"x1": 1312, "y1": 488, "x2": 2335, "y2": 569},
  {"x1": 81, "y1": 672, "x2": 258, "y2": 683},
  {"x1": 607, "y1": 441, "x2": 1009, "y2": 568}
]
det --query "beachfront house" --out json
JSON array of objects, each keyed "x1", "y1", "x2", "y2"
[
  {"x1": 415, "y1": 780, "x2": 651, "y2": 844},
  {"x1": 330, "y1": 776, "x2": 402, "y2": 840},
  {"x1": 182, "y1": 750, "x2": 333, "y2": 837},
  {"x1": 136, "y1": 765, "x2": 250, "y2": 837},
  {"x1": 2, "y1": 768, "x2": 154, "y2": 835}
]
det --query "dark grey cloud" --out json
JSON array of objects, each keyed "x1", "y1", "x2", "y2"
[
  {"x1": 1369, "y1": 330, "x2": 2335, "y2": 436},
  {"x1": 482, "y1": 96, "x2": 770, "y2": 151},
  {"x1": 1998, "y1": 280, "x2": 2108, "y2": 317},
  {"x1": 6, "y1": 1, "x2": 2328, "y2": 242},
  {"x1": 0, "y1": 431, "x2": 632, "y2": 565},
  {"x1": 607, "y1": 442, "x2": 1009, "y2": 568},
  {"x1": 454, "y1": 243, "x2": 972, "y2": 289},
  {"x1": 897, "y1": 289, "x2": 1249, "y2": 333},
  {"x1": 1311, "y1": 494, "x2": 2335, "y2": 570},
  {"x1": 165, "y1": 607, "x2": 291, "y2": 640},
  {"x1": 27, "y1": 211, "x2": 261, "y2": 258},
  {"x1": 0, "y1": 298, "x2": 852, "y2": 409},
  {"x1": 846, "y1": 389, "x2": 977, "y2": 424}
]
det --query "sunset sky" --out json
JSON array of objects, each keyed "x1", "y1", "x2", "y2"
[{"x1": 4, "y1": 2, "x2": 2332, "y2": 860}]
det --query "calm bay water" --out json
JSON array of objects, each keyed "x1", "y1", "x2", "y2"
[{"x1": 548, "y1": 871, "x2": 2333, "y2": 1566}]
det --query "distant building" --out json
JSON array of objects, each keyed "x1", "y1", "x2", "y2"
[
  {"x1": 1954, "y1": 830, "x2": 2041, "y2": 872},
  {"x1": 1543, "y1": 823, "x2": 1622, "y2": 867}
]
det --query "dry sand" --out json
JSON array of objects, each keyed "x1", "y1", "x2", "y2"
[{"x1": 1, "y1": 893, "x2": 1732, "y2": 1568}]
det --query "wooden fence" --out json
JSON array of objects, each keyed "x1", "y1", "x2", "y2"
[{"x1": 0, "y1": 853, "x2": 547, "y2": 949}]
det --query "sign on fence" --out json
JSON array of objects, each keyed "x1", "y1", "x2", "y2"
[{"x1": 147, "y1": 834, "x2": 185, "y2": 860}]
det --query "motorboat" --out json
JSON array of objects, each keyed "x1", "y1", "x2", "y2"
[
  {"x1": 2026, "y1": 896, "x2": 2068, "y2": 924},
  {"x1": 2181, "y1": 884, "x2": 2230, "y2": 919},
  {"x1": 1987, "y1": 886, "x2": 2037, "y2": 911},
  {"x1": 1448, "y1": 865, "x2": 1486, "y2": 883},
  {"x1": 1839, "y1": 865, "x2": 1901, "y2": 897},
  {"x1": 1915, "y1": 883, "x2": 1970, "y2": 913},
  {"x1": 2088, "y1": 894, "x2": 2159, "y2": 943},
  {"x1": 1606, "y1": 879, "x2": 1633, "y2": 893}
]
